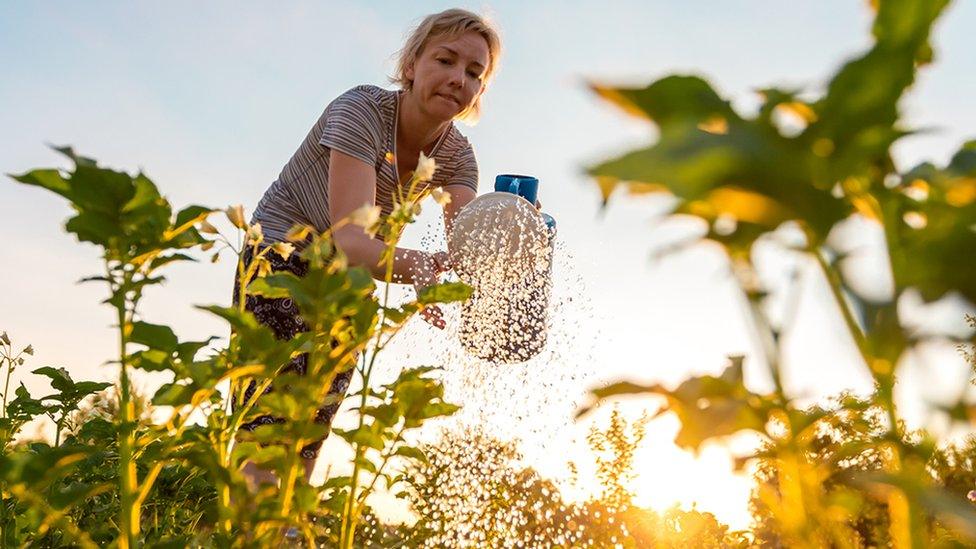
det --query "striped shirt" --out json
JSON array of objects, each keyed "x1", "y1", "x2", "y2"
[{"x1": 252, "y1": 84, "x2": 479, "y2": 244}]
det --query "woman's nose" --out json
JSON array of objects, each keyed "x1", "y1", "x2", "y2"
[{"x1": 447, "y1": 67, "x2": 464, "y2": 87}]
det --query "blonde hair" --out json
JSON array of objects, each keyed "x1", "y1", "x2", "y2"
[{"x1": 391, "y1": 9, "x2": 502, "y2": 124}]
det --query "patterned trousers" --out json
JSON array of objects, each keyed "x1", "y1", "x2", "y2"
[{"x1": 231, "y1": 246, "x2": 354, "y2": 459}]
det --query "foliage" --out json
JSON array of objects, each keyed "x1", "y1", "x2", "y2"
[
  {"x1": 584, "y1": 0, "x2": 976, "y2": 547},
  {"x1": 586, "y1": 407, "x2": 650, "y2": 512},
  {"x1": 3, "y1": 147, "x2": 467, "y2": 547},
  {"x1": 395, "y1": 416, "x2": 750, "y2": 548}
]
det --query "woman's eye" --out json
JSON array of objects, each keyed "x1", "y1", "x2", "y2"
[
  {"x1": 437, "y1": 58, "x2": 451, "y2": 65},
  {"x1": 467, "y1": 72, "x2": 480, "y2": 79}
]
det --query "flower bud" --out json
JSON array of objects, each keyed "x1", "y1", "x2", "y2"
[
  {"x1": 199, "y1": 219, "x2": 219, "y2": 234},
  {"x1": 246, "y1": 223, "x2": 264, "y2": 246},
  {"x1": 431, "y1": 187, "x2": 452, "y2": 206},
  {"x1": 225, "y1": 205, "x2": 246, "y2": 229},
  {"x1": 414, "y1": 152, "x2": 436, "y2": 182}
]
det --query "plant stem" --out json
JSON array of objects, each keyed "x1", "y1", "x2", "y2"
[
  {"x1": 1, "y1": 348, "x2": 12, "y2": 420},
  {"x1": 114, "y1": 266, "x2": 139, "y2": 549},
  {"x1": 810, "y1": 246, "x2": 871, "y2": 369},
  {"x1": 357, "y1": 423, "x2": 407, "y2": 506},
  {"x1": 341, "y1": 224, "x2": 401, "y2": 548}
]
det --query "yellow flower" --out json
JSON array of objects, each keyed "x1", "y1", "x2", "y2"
[
  {"x1": 225, "y1": 205, "x2": 246, "y2": 229},
  {"x1": 430, "y1": 186, "x2": 452, "y2": 206},
  {"x1": 414, "y1": 152, "x2": 436, "y2": 183},
  {"x1": 272, "y1": 241, "x2": 295, "y2": 261},
  {"x1": 246, "y1": 222, "x2": 264, "y2": 245},
  {"x1": 384, "y1": 151, "x2": 395, "y2": 164},
  {"x1": 350, "y1": 204, "x2": 381, "y2": 229}
]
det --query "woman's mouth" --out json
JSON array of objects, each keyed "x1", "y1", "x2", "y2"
[{"x1": 436, "y1": 93, "x2": 460, "y2": 107}]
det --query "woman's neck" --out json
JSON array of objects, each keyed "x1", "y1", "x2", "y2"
[{"x1": 397, "y1": 89, "x2": 450, "y2": 154}]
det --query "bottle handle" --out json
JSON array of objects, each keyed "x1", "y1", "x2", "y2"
[{"x1": 508, "y1": 178, "x2": 520, "y2": 196}]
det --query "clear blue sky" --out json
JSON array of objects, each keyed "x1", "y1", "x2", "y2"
[{"x1": 2, "y1": 1, "x2": 975, "y2": 526}]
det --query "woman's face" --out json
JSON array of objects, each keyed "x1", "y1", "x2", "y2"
[{"x1": 407, "y1": 30, "x2": 490, "y2": 120}]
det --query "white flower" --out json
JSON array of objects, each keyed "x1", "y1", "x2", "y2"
[
  {"x1": 350, "y1": 204, "x2": 381, "y2": 229},
  {"x1": 414, "y1": 152, "x2": 436, "y2": 183},
  {"x1": 272, "y1": 241, "x2": 295, "y2": 261},
  {"x1": 430, "y1": 186, "x2": 452, "y2": 206},
  {"x1": 246, "y1": 222, "x2": 264, "y2": 245}
]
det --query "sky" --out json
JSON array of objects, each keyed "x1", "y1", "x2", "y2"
[{"x1": 2, "y1": 0, "x2": 976, "y2": 530}]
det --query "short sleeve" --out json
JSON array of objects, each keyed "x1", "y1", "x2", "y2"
[
  {"x1": 444, "y1": 142, "x2": 479, "y2": 193},
  {"x1": 318, "y1": 87, "x2": 383, "y2": 166}
]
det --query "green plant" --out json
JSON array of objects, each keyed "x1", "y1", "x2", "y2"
[
  {"x1": 582, "y1": 0, "x2": 976, "y2": 546},
  {"x1": 5, "y1": 146, "x2": 469, "y2": 547},
  {"x1": 587, "y1": 407, "x2": 650, "y2": 512}
]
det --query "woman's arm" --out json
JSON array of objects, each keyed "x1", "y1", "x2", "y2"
[
  {"x1": 441, "y1": 184, "x2": 477, "y2": 240},
  {"x1": 328, "y1": 149, "x2": 439, "y2": 286}
]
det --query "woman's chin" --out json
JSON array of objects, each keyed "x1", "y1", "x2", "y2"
[{"x1": 428, "y1": 104, "x2": 459, "y2": 122}]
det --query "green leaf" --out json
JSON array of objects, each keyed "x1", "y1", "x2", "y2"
[
  {"x1": 7, "y1": 169, "x2": 71, "y2": 200},
  {"x1": 148, "y1": 253, "x2": 196, "y2": 271},
  {"x1": 350, "y1": 428, "x2": 385, "y2": 451},
  {"x1": 808, "y1": 0, "x2": 950, "y2": 180},
  {"x1": 590, "y1": 75, "x2": 738, "y2": 127},
  {"x1": 246, "y1": 277, "x2": 291, "y2": 299},
  {"x1": 122, "y1": 172, "x2": 163, "y2": 214},
  {"x1": 50, "y1": 144, "x2": 97, "y2": 167},
  {"x1": 129, "y1": 321, "x2": 179, "y2": 352},
  {"x1": 31, "y1": 366, "x2": 75, "y2": 393},
  {"x1": 71, "y1": 381, "x2": 112, "y2": 396},
  {"x1": 64, "y1": 210, "x2": 120, "y2": 247},
  {"x1": 6, "y1": 384, "x2": 47, "y2": 420},
  {"x1": 394, "y1": 445, "x2": 428, "y2": 464},
  {"x1": 173, "y1": 205, "x2": 213, "y2": 230},
  {"x1": 152, "y1": 383, "x2": 196, "y2": 406},
  {"x1": 418, "y1": 281, "x2": 473, "y2": 305}
]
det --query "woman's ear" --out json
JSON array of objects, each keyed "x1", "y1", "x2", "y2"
[{"x1": 404, "y1": 59, "x2": 415, "y2": 84}]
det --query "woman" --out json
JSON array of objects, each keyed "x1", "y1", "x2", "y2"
[{"x1": 235, "y1": 9, "x2": 502, "y2": 491}]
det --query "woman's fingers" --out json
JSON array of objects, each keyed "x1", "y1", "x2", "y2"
[
  {"x1": 431, "y1": 251, "x2": 451, "y2": 273},
  {"x1": 420, "y1": 304, "x2": 446, "y2": 329}
]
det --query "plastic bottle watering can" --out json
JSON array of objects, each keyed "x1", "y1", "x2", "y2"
[{"x1": 448, "y1": 174, "x2": 557, "y2": 363}]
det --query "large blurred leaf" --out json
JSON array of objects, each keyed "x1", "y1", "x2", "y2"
[
  {"x1": 589, "y1": 79, "x2": 850, "y2": 246},
  {"x1": 580, "y1": 357, "x2": 774, "y2": 452},
  {"x1": 884, "y1": 141, "x2": 976, "y2": 302},
  {"x1": 806, "y1": 0, "x2": 949, "y2": 184},
  {"x1": 591, "y1": 75, "x2": 738, "y2": 127}
]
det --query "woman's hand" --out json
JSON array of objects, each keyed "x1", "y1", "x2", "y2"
[{"x1": 413, "y1": 251, "x2": 451, "y2": 330}]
